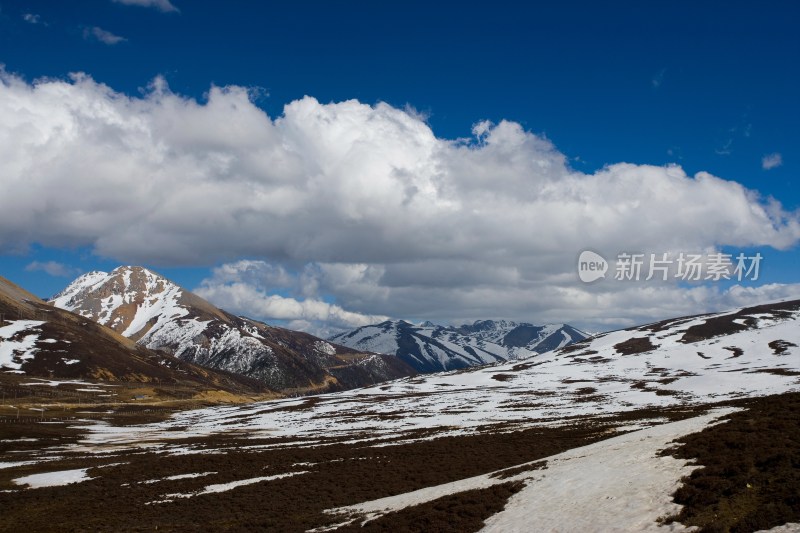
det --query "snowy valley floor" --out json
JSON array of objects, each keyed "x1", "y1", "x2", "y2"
[
  {"x1": 1, "y1": 392, "x2": 799, "y2": 532},
  {"x1": 2, "y1": 301, "x2": 800, "y2": 531}
]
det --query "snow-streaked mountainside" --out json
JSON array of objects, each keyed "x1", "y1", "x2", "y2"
[
  {"x1": 0, "y1": 275, "x2": 267, "y2": 392},
  {"x1": 329, "y1": 319, "x2": 587, "y2": 372},
  {"x1": 91, "y1": 298, "x2": 800, "y2": 444},
  {"x1": 51, "y1": 267, "x2": 413, "y2": 392}
]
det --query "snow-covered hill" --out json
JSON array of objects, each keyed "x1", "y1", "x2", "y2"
[
  {"x1": 86, "y1": 298, "x2": 800, "y2": 444},
  {"x1": 329, "y1": 319, "x2": 587, "y2": 372},
  {"x1": 51, "y1": 266, "x2": 413, "y2": 392}
]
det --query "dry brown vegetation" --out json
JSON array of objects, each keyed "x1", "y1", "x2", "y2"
[
  {"x1": 337, "y1": 481, "x2": 525, "y2": 532},
  {"x1": 768, "y1": 339, "x2": 798, "y2": 355},
  {"x1": 614, "y1": 336, "x2": 658, "y2": 355},
  {"x1": 660, "y1": 392, "x2": 800, "y2": 532},
  {"x1": 0, "y1": 403, "x2": 706, "y2": 532}
]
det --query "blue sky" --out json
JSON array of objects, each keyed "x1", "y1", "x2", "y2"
[{"x1": 0, "y1": 0, "x2": 798, "y2": 333}]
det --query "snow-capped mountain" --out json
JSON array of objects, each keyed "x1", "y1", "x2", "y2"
[
  {"x1": 329, "y1": 319, "x2": 587, "y2": 372},
  {"x1": 0, "y1": 275, "x2": 267, "y2": 392},
  {"x1": 51, "y1": 266, "x2": 413, "y2": 392}
]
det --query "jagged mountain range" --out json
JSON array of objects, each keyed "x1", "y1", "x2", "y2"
[
  {"x1": 50, "y1": 266, "x2": 413, "y2": 393},
  {"x1": 329, "y1": 319, "x2": 588, "y2": 372}
]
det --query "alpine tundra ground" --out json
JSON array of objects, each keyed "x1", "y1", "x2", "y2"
[
  {"x1": 0, "y1": 393, "x2": 798, "y2": 532},
  {"x1": 2, "y1": 300, "x2": 799, "y2": 531}
]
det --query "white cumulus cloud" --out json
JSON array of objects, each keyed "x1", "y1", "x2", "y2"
[
  {"x1": 2, "y1": 68, "x2": 800, "y2": 331},
  {"x1": 195, "y1": 261, "x2": 387, "y2": 333}
]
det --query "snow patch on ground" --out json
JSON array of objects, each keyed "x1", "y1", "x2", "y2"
[
  {"x1": 0, "y1": 320, "x2": 45, "y2": 370},
  {"x1": 141, "y1": 471, "x2": 217, "y2": 484},
  {"x1": 482, "y1": 410, "x2": 738, "y2": 532},
  {"x1": 21, "y1": 379, "x2": 114, "y2": 387},
  {"x1": 322, "y1": 409, "x2": 735, "y2": 531},
  {"x1": 315, "y1": 341, "x2": 337, "y2": 355},
  {"x1": 0, "y1": 461, "x2": 41, "y2": 470},
  {"x1": 149, "y1": 471, "x2": 309, "y2": 503},
  {"x1": 13, "y1": 468, "x2": 94, "y2": 488}
]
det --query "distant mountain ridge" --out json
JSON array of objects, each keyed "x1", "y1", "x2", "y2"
[
  {"x1": 329, "y1": 319, "x2": 588, "y2": 372},
  {"x1": 51, "y1": 266, "x2": 414, "y2": 392}
]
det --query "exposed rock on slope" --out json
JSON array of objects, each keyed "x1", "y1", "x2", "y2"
[{"x1": 51, "y1": 266, "x2": 413, "y2": 392}]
